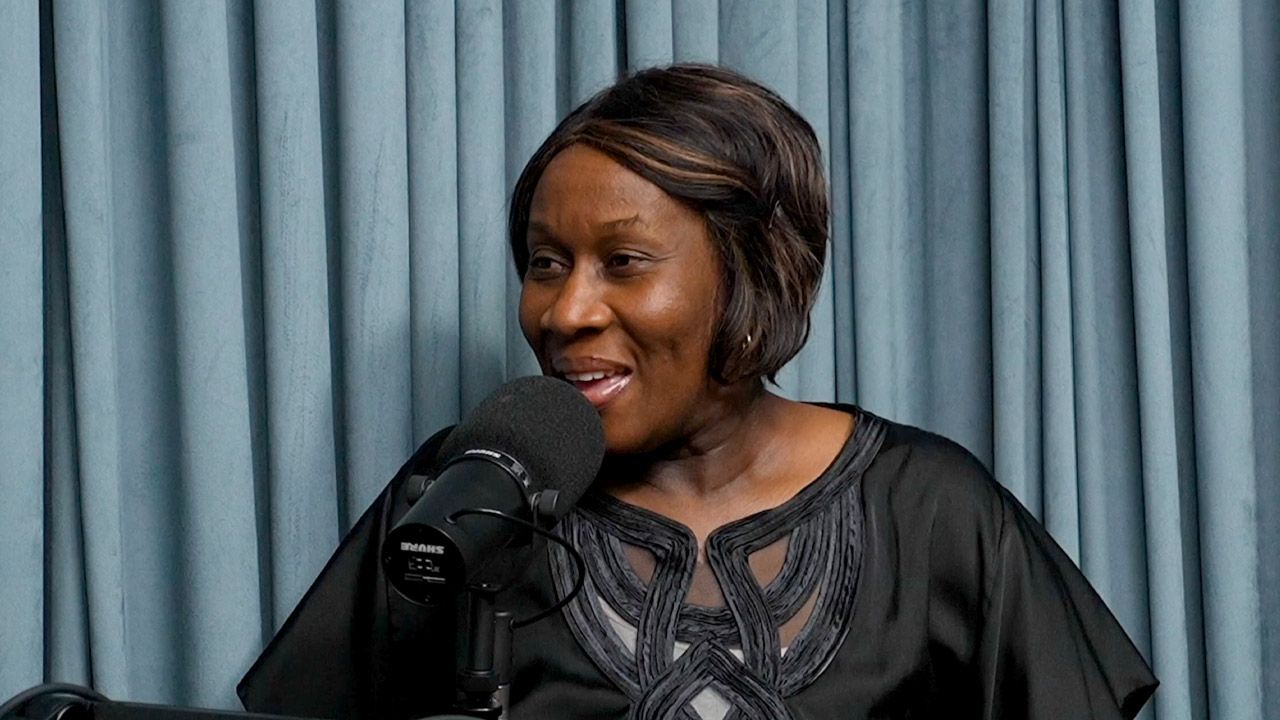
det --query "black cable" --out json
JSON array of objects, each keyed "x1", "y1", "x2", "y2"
[
  {"x1": 446, "y1": 508, "x2": 587, "y2": 629},
  {"x1": 0, "y1": 683, "x2": 107, "y2": 720}
]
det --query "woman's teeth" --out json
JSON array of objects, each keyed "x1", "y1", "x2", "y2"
[
  {"x1": 562, "y1": 370, "x2": 632, "y2": 408},
  {"x1": 564, "y1": 371, "x2": 619, "y2": 382}
]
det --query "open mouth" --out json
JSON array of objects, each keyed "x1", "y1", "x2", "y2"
[{"x1": 561, "y1": 369, "x2": 633, "y2": 409}]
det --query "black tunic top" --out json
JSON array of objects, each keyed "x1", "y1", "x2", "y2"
[{"x1": 238, "y1": 407, "x2": 1157, "y2": 719}]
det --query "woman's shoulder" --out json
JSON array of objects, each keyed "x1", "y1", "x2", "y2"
[
  {"x1": 850, "y1": 414, "x2": 1033, "y2": 609},
  {"x1": 846, "y1": 409, "x2": 1157, "y2": 717},
  {"x1": 849, "y1": 408, "x2": 1011, "y2": 533}
]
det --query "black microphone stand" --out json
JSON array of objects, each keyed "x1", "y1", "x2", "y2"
[
  {"x1": 435, "y1": 586, "x2": 512, "y2": 720},
  {"x1": 421, "y1": 498, "x2": 583, "y2": 720}
]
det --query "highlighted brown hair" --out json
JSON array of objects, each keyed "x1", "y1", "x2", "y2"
[{"x1": 508, "y1": 64, "x2": 828, "y2": 383}]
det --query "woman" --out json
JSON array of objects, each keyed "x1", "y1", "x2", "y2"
[{"x1": 240, "y1": 64, "x2": 1157, "y2": 719}]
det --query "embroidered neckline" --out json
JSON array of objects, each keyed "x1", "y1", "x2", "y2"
[{"x1": 550, "y1": 408, "x2": 887, "y2": 719}]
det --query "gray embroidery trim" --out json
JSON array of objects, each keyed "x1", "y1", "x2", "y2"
[{"x1": 550, "y1": 412, "x2": 887, "y2": 720}]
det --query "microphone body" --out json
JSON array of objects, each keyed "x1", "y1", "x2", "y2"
[
  {"x1": 383, "y1": 450, "x2": 533, "y2": 603},
  {"x1": 381, "y1": 376, "x2": 604, "y2": 606}
]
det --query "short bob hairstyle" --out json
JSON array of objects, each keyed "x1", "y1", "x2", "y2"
[{"x1": 508, "y1": 64, "x2": 829, "y2": 384}]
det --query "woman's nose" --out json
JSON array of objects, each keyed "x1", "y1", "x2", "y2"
[{"x1": 542, "y1": 266, "x2": 611, "y2": 337}]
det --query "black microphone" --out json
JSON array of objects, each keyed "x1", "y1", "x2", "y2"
[{"x1": 382, "y1": 376, "x2": 605, "y2": 605}]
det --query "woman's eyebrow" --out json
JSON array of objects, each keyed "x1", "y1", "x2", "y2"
[
  {"x1": 597, "y1": 213, "x2": 643, "y2": 231},
  {"x1": 527, "y1": 214, "x2": 650, "y2": 242}
]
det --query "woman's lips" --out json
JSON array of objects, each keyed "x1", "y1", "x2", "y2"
[{"x1": 565, "y1": 372, "x2": 632, "y2": 409}]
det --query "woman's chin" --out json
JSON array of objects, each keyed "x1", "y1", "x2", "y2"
[{"x1": 599, "y1": 418, "x2": 654, "y2": 458}]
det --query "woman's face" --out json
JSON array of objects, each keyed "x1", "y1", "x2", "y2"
[{"x1": 519, "y1": 144, "x2": 723, "y2": 454}]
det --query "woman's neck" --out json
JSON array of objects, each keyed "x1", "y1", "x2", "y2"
[{"x1": 603, "y1": 385, "x2": 795, "y2": 501}]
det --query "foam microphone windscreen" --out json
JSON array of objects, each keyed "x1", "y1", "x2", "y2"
[{"x1": 437, "y1": 375, "x2": 605, "y2": 517}]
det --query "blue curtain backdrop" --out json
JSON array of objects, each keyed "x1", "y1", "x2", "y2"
[{"x1": 0, "y1": 1, "x2": 1276, "y2": 718}]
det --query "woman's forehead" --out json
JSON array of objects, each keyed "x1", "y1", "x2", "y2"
[
  {"x1": 529, "y1": 146, "x2": 701, "y2": 239},
  {"x1": 533, "y1": 147, "x2": 661, "y2": 205}
]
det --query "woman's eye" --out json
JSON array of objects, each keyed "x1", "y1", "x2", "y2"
[
  {"x1": 527, "y1": 253, "x2": 567, "y2": 276},
  {"x1": 608, "y1": 254, "x2": 644, "y2": 270}
]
